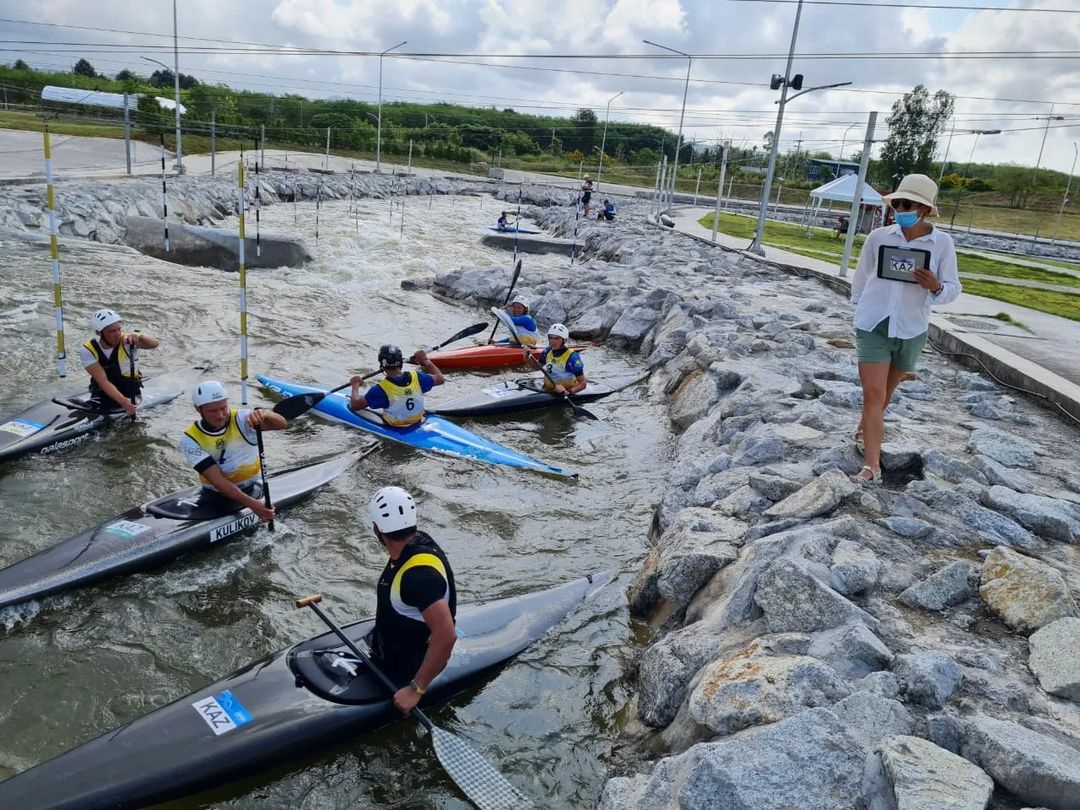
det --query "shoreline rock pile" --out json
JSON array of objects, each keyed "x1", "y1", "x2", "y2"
[{"x1": 435, "y1": 191, "x2": 1080, "y2": 810}]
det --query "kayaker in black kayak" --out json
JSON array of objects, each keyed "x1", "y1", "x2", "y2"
[
  {"x1": 181, "y1": 381, "x2": 287, "y2": 522},
  {"x1": 537, "y1": 323, "x2": 587, "y2": 396},
  {"x1": 81, "y1": 308, "x2": 160, "y2": 416},
  {"x1": 368, "y1": 485, "x2": 457, "y2": 713},
  {"x1": 349, "y1": 344, "x2": 444, "y2": 426}
]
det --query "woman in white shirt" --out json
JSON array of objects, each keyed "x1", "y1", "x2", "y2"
[{"x1": 849, "y1": 174, "x2": 961, "y2": 485}]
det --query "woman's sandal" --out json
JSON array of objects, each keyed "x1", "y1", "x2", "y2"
[{"x1": 850, "y1": 465, "x2": 881, "y2": 485}]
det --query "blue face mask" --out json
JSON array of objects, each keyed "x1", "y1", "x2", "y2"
[{"x1": 895, "y1": 211, "x2": 920, "y2": 229}]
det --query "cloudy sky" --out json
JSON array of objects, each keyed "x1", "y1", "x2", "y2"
[{"x1": 4, "y1": 0, "x2": 1079, "y2": 175}]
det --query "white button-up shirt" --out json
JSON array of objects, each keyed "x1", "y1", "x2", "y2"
[{"x1": 850, "y1": 223, "x2": 961, "y2": 338}]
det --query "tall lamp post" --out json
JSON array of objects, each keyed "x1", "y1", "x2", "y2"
[
  {"x1": 1050, "y1": 141, "x2": 1078, "y2": 245},
  {"x1": 838, "y1": 122, "x2": 858, "y2": 163},
  {"x1": 376, "y1": 40, "x2": 407, "y2": 173},
  {"x1": 948, "y1": 129, "x2": 1000, "y2": 229},
  {"x1": 643, "y1": 40, "x2": 691, "y2": 213},
  {"x1": 596, "y1": 90, "x2": 623, "y2": 191},
  {"x1": 142, "y1": 54, "x2": 184, "y2": 173}
]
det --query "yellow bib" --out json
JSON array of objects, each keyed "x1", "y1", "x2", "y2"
[
  {"x1": 184, "y1": 409, "x2": 261, "y2": 486},
  {"x1": 377, "y1": 372, "x2": 424, "y2": 427}
]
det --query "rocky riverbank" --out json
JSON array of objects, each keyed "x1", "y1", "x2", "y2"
[{"x1": 436, "y1": 190, "x2": 1080, "y2": 810}]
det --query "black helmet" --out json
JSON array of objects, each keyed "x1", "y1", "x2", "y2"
[{"x1": 378, "y1": 344, "x2": 404, "y2": 370}]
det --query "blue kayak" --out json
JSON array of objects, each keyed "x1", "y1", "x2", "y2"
[
  {"x1": 489, "y1": 226, "x2": 540, "y2": 234},
  {"x1": 257, "y1": 375, "x2": 575, "y2": 479}
]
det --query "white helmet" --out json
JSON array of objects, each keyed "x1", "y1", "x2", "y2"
[
  {"x1": 192, "y1": 380, "x2": 228, "y2": 408},
  {"x1": 369, "y1": 486, "x2": 417, "y2": 533},
  {"x1": 511, "y1": 294, "x2": 529, "y2": 309},
  {"x1": 548, "y1": 323, "x2": 570, "y2": 340},
  {"x1": 90, "y1": 308, "x2": 121, "y2": 332}
]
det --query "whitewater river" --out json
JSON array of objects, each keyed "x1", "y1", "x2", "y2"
[{"x1": 0, "y1": 194, "x2": 669, "y2": 808}]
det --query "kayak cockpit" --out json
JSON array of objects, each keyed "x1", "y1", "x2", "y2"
[{"x1": 288, "y1": 617, "x2": 387, "y2": 705}]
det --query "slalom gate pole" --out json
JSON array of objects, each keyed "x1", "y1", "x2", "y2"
[
  {"x1": 253, "y1": 145, "x2": 262, "y2": 260},
  {"x1": 160, "y1": 132, "x2": 170, "y2": 252},
  {"x1": 238, "y1": 156, "x2": 249, "y2": 405},
  {"x1": 315, "y1": 178, "x2": 322, "y2": 243},
  {"x1": 42, "y1": 125, "x2": 67, "y2": 377},
  {"x1": 512, "y1": 182, "x2": 522, "y2": 266},
  {"x1": 570, "y1": 190, "x2": 581, "y2": 265}
]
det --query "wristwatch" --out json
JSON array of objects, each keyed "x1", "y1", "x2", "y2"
[{"x1": 410, "y1": 679, "x2": 426, "y2": 696}]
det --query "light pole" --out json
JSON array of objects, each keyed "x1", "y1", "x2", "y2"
[
  {"x1": 142, "y1": 54, "x2": 184, "y2": 173},
  {"x1": 838, "y1": 122, "x2": 857, "y2": 164},
  {"x1": 949, "y1": 129, "x2": 1000, "y2": 229},
  {"x1": 596, "y1": 90, "x2": 623, "y2": 191},
  {"x1": 644, "y1": 40, "x2": 691, "y2": 212},
  {"x1": 1050, "y1": 141, "x2": 1078, "y2": 245},
  {"x1": 376, "y1": 40, "x2": 407, "y2": 173}
]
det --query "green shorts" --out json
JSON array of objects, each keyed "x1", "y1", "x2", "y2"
[{"x1": 855, "y1": 318, "x2": 928, "y2": 372}]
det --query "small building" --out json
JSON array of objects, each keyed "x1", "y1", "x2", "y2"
[{"x1": 807, "y1": 158, "x2": 859, "y2": 181}]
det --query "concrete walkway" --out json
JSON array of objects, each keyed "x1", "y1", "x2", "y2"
[{"x1": 668, "y1": 206, "x2": 1080, "y2": 389}]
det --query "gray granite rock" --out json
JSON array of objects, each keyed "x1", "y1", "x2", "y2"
[
  {"x1": 865, "y1": 735, "x2": 992, "y2": 810},
  {"x1": 858, "y1": 671, "x2": 902, "y2": 700},
  {"x1": 881, "y1": 441, "x2": 923, "y2": 473},
  {"x1": 669, "y1": 370, "x2": 720, "y2": 431},
  {"x1": 597, "y1": 745, "x2": 710, "y2": 810},
  {"x1": 1028, "y1": 617, "x2": 1080, "y2": 701},
  {"x1": 715, "y1": 485, "x2": 772, "y2": 518},
  {"x1": 876, "y1": 516, "x2": 935, "y2": 539},
  {"x1": 763, "y1": 469, "x2": 858, "y2": 521},
  {"x1": 733, "y1": 436, "x2": 787, "y2": 467},
  {"x1": 980, "y1": 486, "x2": 1080, "y2": 543},
  {"x1": 655, "y1": 512, "x2": 743, "y2": 608},
  {"x1": 832, "y1": 692, "x2": 914, "y2": 752},
  {"x1": 893, "y1": 652, "x2": 964, "y2": 708},
  {"x1": 744, "y1": 517, "x2": 803, "y2": 542},
  {"x1": 609, "y1": 306, "x2": 661, "y2": 349},
  {"x1": 927, "y1": 490, "x2": 1036, "y2": 548},
  {"x1": 968, "y1": 428, "x2": 1038, "y2": 469},
  {"x1": 923, "y1": 449, "x2": 990, "y2": 485},
  {"x1": 677, "y1": 707, "x2": 866, "y2": 810},
  {"x1": 755, "y1": 559, "x2": 879, "y2": 633},
  {"x1": 637, "y1": 626, "x2": 721, "y2": 728},
  {"x1": 750, "y1": 472, "x2": 805, "y2": 502},
  {"x1": 961, "y1": 715, "x2": 1080, "y2": 810},
  {"x1": 807, "y1": 623, "x2": 894, "y2": 679},
  {"x1": 688, "y1": 647, "x2": 850, "y2": 736},
  {"x1": 899, "y1": 560, "x2": 980, "y2": 611},
  {"x1": 570, "y1": 302, "x2": 621, "y2": 340},
  {"x1": 972, "y1": 455, "x2": 1032, "y2": 492},
  {"x1": 830, "y1": 540, "x2": 882, "y2": 596},
  {"x1": 979, "y1": 546, "x2": 1078, "y2": 634}
]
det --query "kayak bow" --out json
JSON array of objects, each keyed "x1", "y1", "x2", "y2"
[
  {"x1": 0, "y1": 572, "x2": 614, "y2": 809},
  {"x1": 0, "y1": 451, "x2": 361, "y2": 613},
  {"x1": 257, "y1": 375, "x2": 575, "y2": 478}
]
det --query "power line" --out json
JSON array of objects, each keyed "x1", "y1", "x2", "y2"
[{"x1": 728, "y1": 0, "x2": 1080, "y2": 11}]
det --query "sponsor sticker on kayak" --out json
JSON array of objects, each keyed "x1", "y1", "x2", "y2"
[
  {"x1": 0, "y1": 419, "x2": 45, "y2": 437},
  {"x1": 210, "y1": 513, "x2": 261, "y2": 542},
  {"x1": 103, "y1": 520, "x2": 152, "y2": 539},
  {"x1": 192, "y1": 689, "x2": 253, "y2": 736}
]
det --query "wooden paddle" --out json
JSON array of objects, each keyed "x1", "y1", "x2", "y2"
[
  {"x1": 485, "y1": 258, "x2": 523, "y2": 344},
  {"x1": 272, "y1": 322, "x2": 489, "y2": 420},
  {"x1": 296, "y1": 594, "x2": 534, "y2": 809}
]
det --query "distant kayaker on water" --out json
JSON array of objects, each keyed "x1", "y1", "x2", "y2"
[
  {"x1": 349, "y1": 344, "x2": 445, "y2": 426},
  {"x1": 181, "y1": 381, "x2": 287, "y2": 522},
  {"x1": 366, "y1": 485, "x2": 457, "y2": 713},
  {"x1": 536, "y1": 323, "x2": 587, "y2": 396},
  {"x1": 81, "y1": 308, "x2": 160, "y2": 416},
  {"x1": 497, "y1": 211, "x2": 509, "y2": 230},
  {"x1": 491, "y1": 294, "x2": 540, "y2": 347}
]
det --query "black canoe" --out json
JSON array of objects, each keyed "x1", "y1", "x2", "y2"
[
  {"x1": 0, "y1": 366, "x2": 208, "y2": 465},
  {"x1": 0, "y1": 572, "x2": 613, "y2": 809},
  {"x1": 429, "y1": 375, "x2": 641, "y2": 418},
  {"x1": 0, "y1": 451, "x2": 361, "y2": 613}
]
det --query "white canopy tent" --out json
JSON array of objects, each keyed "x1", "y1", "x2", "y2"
[{"x1": 803, "y1": 174, "x2": 887, "y2": 235}]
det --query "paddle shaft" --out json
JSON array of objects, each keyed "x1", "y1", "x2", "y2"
[
  {"x1": 298, "y1": 596, "x2": 435, "y2": 732},
  {"x1": 485, "y1": 259, "x2": 523, "y2": 344},
  {"x1": 254, "y1": 422, "x2": 275, "y2": 532}
]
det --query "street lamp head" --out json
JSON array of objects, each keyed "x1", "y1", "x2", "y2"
[{"x1": 382, "y1": 40, "x2": 408, "y2": 55}]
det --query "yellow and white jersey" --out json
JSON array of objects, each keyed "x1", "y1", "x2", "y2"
[
  {"x1": 375, "y1": 372, "x2": 426, "y2": 427},
  {"x1": 181, "y1": 408, "x2": 260, "y2": 488}
]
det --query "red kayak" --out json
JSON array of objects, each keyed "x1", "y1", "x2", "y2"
[{"x1": 419, "y1": 344, "x2": 585, "y2": 371}]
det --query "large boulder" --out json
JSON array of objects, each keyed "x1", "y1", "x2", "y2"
[
  {"x1": 806, "y1": 623, "x2": 893, "y2": 679},
  {"x1": 960, "y1": 715, "x2": 1080, "y2": 810},
  {"x1": 569, "y1": 302, "x2": 622, "y2": 340},
  {"x1": 654, "y1": 511, "x2": 743, "y2": 608},
  {"x1": 688, "y1": 645, "x2": 850, "y2": 736},
  {"x1": 1028, "y1": 617, "x2": 1080, "y2": 701},
  {"x1": 832, "y1": 692, "x2": 914, "y2": 752},
  {"x1": 637, "y1": 626, "x2": 721, "y2": 728},
  {"x1": 864, "y1": 735, "x2": 992, "y2": 810},
  {"x1": 669, "y1": 370, "x2": 720, "y2": 431},
  {"x1": 979, "y1": 546, "x2": 1078, "y2": 634},
  {"x1": 967, "y1": 428, "x2": 1038, "y2": 469},
  {"x1": 763, "y1": 469, "x2": 858, "y2": 521},
  {"x1": 755, "y1": 559, "x2": 880, "y2": 633},
  {"x1": 926, "y1": 491, "x2": 1036, "y2": 548},
  {"x1": 980, "y1": 486, "x2": 1080, "y2": 543},
  {"x1": 830, "y1": 540, "x2": 882, "y2": 596},
  {"x1": 608, "y1": 306, "x2": 661, "y2": 350},
  {"x1": 892, "y1": 652, "x2": 964, "y2": 708},
  {"x1": 677, "y1": 708, "x2": 866, "y2": 810}
]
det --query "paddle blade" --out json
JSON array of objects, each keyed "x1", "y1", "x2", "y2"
[
  {"x1": 571, "y1": 403, "x2": 599, "y2": 421},
  {"x1": 430, "y1": 727, "x2": 534, "y2": 810},
  {"x1": 272, "y1": 391, "x2": 324, "y2": 419}
]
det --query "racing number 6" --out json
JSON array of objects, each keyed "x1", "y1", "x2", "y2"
[{"x1": 405, "y1": 397, "x2": 415, "y2": 411}]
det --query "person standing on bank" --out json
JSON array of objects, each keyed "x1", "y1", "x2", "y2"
[
  {"x1": 850, "y1": 174, "x2": 961, "y2": 485},
  {"x1": 367, "y1": 486, "x2": 457, "y2": 714},
  {"x1": 81, "y1": 308, "x2": 160, "y2": 416},
  {"x1": 581, "y1": 175, "x2": 594, "y2": 219}
]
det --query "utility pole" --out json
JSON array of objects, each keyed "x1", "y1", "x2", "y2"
[
  {"x1": 376, "y1": 40, "x2": 408, "y2": 173},
  {"x1": 210, "y1": 110, "x2": 216, "y2": 175},
  {"x1": 839, "y1": 112, "x2": 876, "y2": 279},
  {"x1": 171, "y1": 0, "x2": 184, "y2": 173},
  {"x1": 1050, "y1": 141, "x2": 1078, "y2": 245},
  {"x1": 711, "y1": 140, "x2": 730, "y2": 242},
  {"x1": 123, "y1": 93, "x2": 132, "y2": 175}
]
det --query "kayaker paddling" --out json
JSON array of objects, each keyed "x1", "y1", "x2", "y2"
[
  {"x1": 491, "y1": 294, "x2": 540, "y2": 347},
  {"x1": 537, "y1": 323, "x2": 587, "y2": 396},
  {"x1": 81, "y1": 308, "x2": 160, "y2": 416},
  {"x1": 349, "y1": 344, "x2": 444, "y2": 426},
  {"x1": 181, "y1": 381, "x2": 287, "y2": 522},
  {"x1": 367, "y1": 486, "x2": 457, "y2": 713}
]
